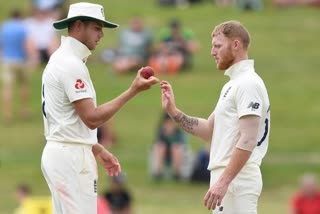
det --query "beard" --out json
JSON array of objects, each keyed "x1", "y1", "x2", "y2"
[{"x1": 216, "y1": 46, "x2": 235, "y2": 70}]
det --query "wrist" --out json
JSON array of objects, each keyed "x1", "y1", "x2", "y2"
[
  {"x1": 216, "y1": 176, "x2": 232, "y2": 188},
  {"x1": 219, "y1": 169, "x2": 235, "y2": 186},
  {"x1": 168, "y1": 108, "x2": 180, "y2": 119},
  {"x1": 92, "y1": 143, "x2": 104, "y2": 156}
]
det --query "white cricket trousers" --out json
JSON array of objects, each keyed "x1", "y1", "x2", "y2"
[
  {"x1": 210, "y1": 163, "x2": 262, "y2": 214},
  {"x1": 41, "y1": 141, "x2": 98, "y2": 214}
]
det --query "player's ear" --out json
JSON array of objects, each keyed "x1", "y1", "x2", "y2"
[
  {"x1": 233, "y1": 39, "x2": 241, "y2": 50},
  {"x1": 69, "y1": 20, "x2": 84, "y2": 33}
]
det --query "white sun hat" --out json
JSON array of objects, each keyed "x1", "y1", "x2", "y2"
[{"x1": 53, "y1": 2, "x2": 119, "y2": 30}]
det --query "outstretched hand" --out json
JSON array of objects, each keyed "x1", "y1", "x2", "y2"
[
  {"x1": 160, "y1": 81, "x2": 176, "y2": 115},
  {"x1": 130, "y1": 67, "x2": 160, "y2": 94}
]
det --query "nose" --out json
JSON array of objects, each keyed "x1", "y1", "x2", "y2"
[{"x1": 211, "y1": 48, "x2": 216, "y2": 56}]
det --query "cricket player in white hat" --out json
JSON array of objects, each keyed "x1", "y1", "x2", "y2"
[{"x1": 40, "y1": 2, "x2": 159, "y2": 214}]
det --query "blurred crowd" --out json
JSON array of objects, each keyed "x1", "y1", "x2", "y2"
[
  {"x1": 289, "y1": 174, "x2": 320, "y2": 214},
  {"x1": 101, "y1": 16, "x2": 200, "y2": 75},
  {"x1": 157, "y1": 0, "x2": 320, "y2": 9},
  {"x1": 148, "y1": 112, "x2": 210, "y2": 182},
  {"x1": 1, "y1": 0, "x2": 319, "y2": 123},
  {"x1": 0, "y1": 0, "x2": 63, "y2": 124}
]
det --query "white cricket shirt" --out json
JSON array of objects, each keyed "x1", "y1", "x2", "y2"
[
  {"x1": 207, "y1": 60, "x2": 270, "y2": 170},
  {"x1": 41, "y1": 36, "x2": 98, "y2": 145}
]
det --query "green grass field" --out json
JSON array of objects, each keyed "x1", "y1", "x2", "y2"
[{"x1": 1, "y1": 0, "x2": 320, "y2": 213}]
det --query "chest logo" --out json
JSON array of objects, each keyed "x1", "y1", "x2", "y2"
[{"x1": 75, "y1": 79, "x2": 85, "y2": 89}]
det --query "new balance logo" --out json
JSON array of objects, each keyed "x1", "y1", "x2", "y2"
[{"x1": 247, "y1": 102, "x2": 260, "y2": 110}]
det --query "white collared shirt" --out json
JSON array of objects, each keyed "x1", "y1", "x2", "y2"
[
  {"x1": 41, "y1": 36, "x2": 98, "y2": 145},
  {"x1": 207, "y1": 60, "x2": 270, "y2": 170}
]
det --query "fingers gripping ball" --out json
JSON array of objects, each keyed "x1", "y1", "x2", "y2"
[{"x1": 141, "y1": 66, "x2": 155, "y2": 79}]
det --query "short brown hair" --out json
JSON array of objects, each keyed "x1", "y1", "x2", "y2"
[{"x1": 212, "y1": 20, "x2": 251, "y2": 49}]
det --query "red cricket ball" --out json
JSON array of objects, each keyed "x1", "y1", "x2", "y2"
[{"x1": 141, "y1": 66, "x2": 155, "y2": 79}]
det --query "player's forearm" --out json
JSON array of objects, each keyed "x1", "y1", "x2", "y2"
[
  {"x1": 218, "y1": 148, "x2": 252, "y2": 186},
  {"x1": 170, "y1": 110, "x2": 212, "y2": 142},
  {"x1": 92, "y1": 143, "x2": 104, "y2": 157},
  {"x1": 92, "y1": 88, "x2": 138, "y2": 128}
]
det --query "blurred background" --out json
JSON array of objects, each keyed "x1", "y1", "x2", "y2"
[{"x1": 0, "y1": 0, "x2": 319, "y2": 213}]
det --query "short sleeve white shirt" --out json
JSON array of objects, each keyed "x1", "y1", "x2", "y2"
[
  {"x1": 207, "y1": 60, "x2": 270, "y2": 170},
  {"x1": 41, "y1": 36, "x2": 97, "y2": 144}
]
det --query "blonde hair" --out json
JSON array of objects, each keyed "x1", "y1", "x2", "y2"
[{"x1": 212, "y1": 20, "x2": 251, "y2": 49}]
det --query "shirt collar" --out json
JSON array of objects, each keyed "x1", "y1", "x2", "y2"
[
  {"x1": 60, "y1": 36, "x2": 92, "y2": 63},
  {"x1": 224, "y1": 59, "x2": 254, "y2": 79}
]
